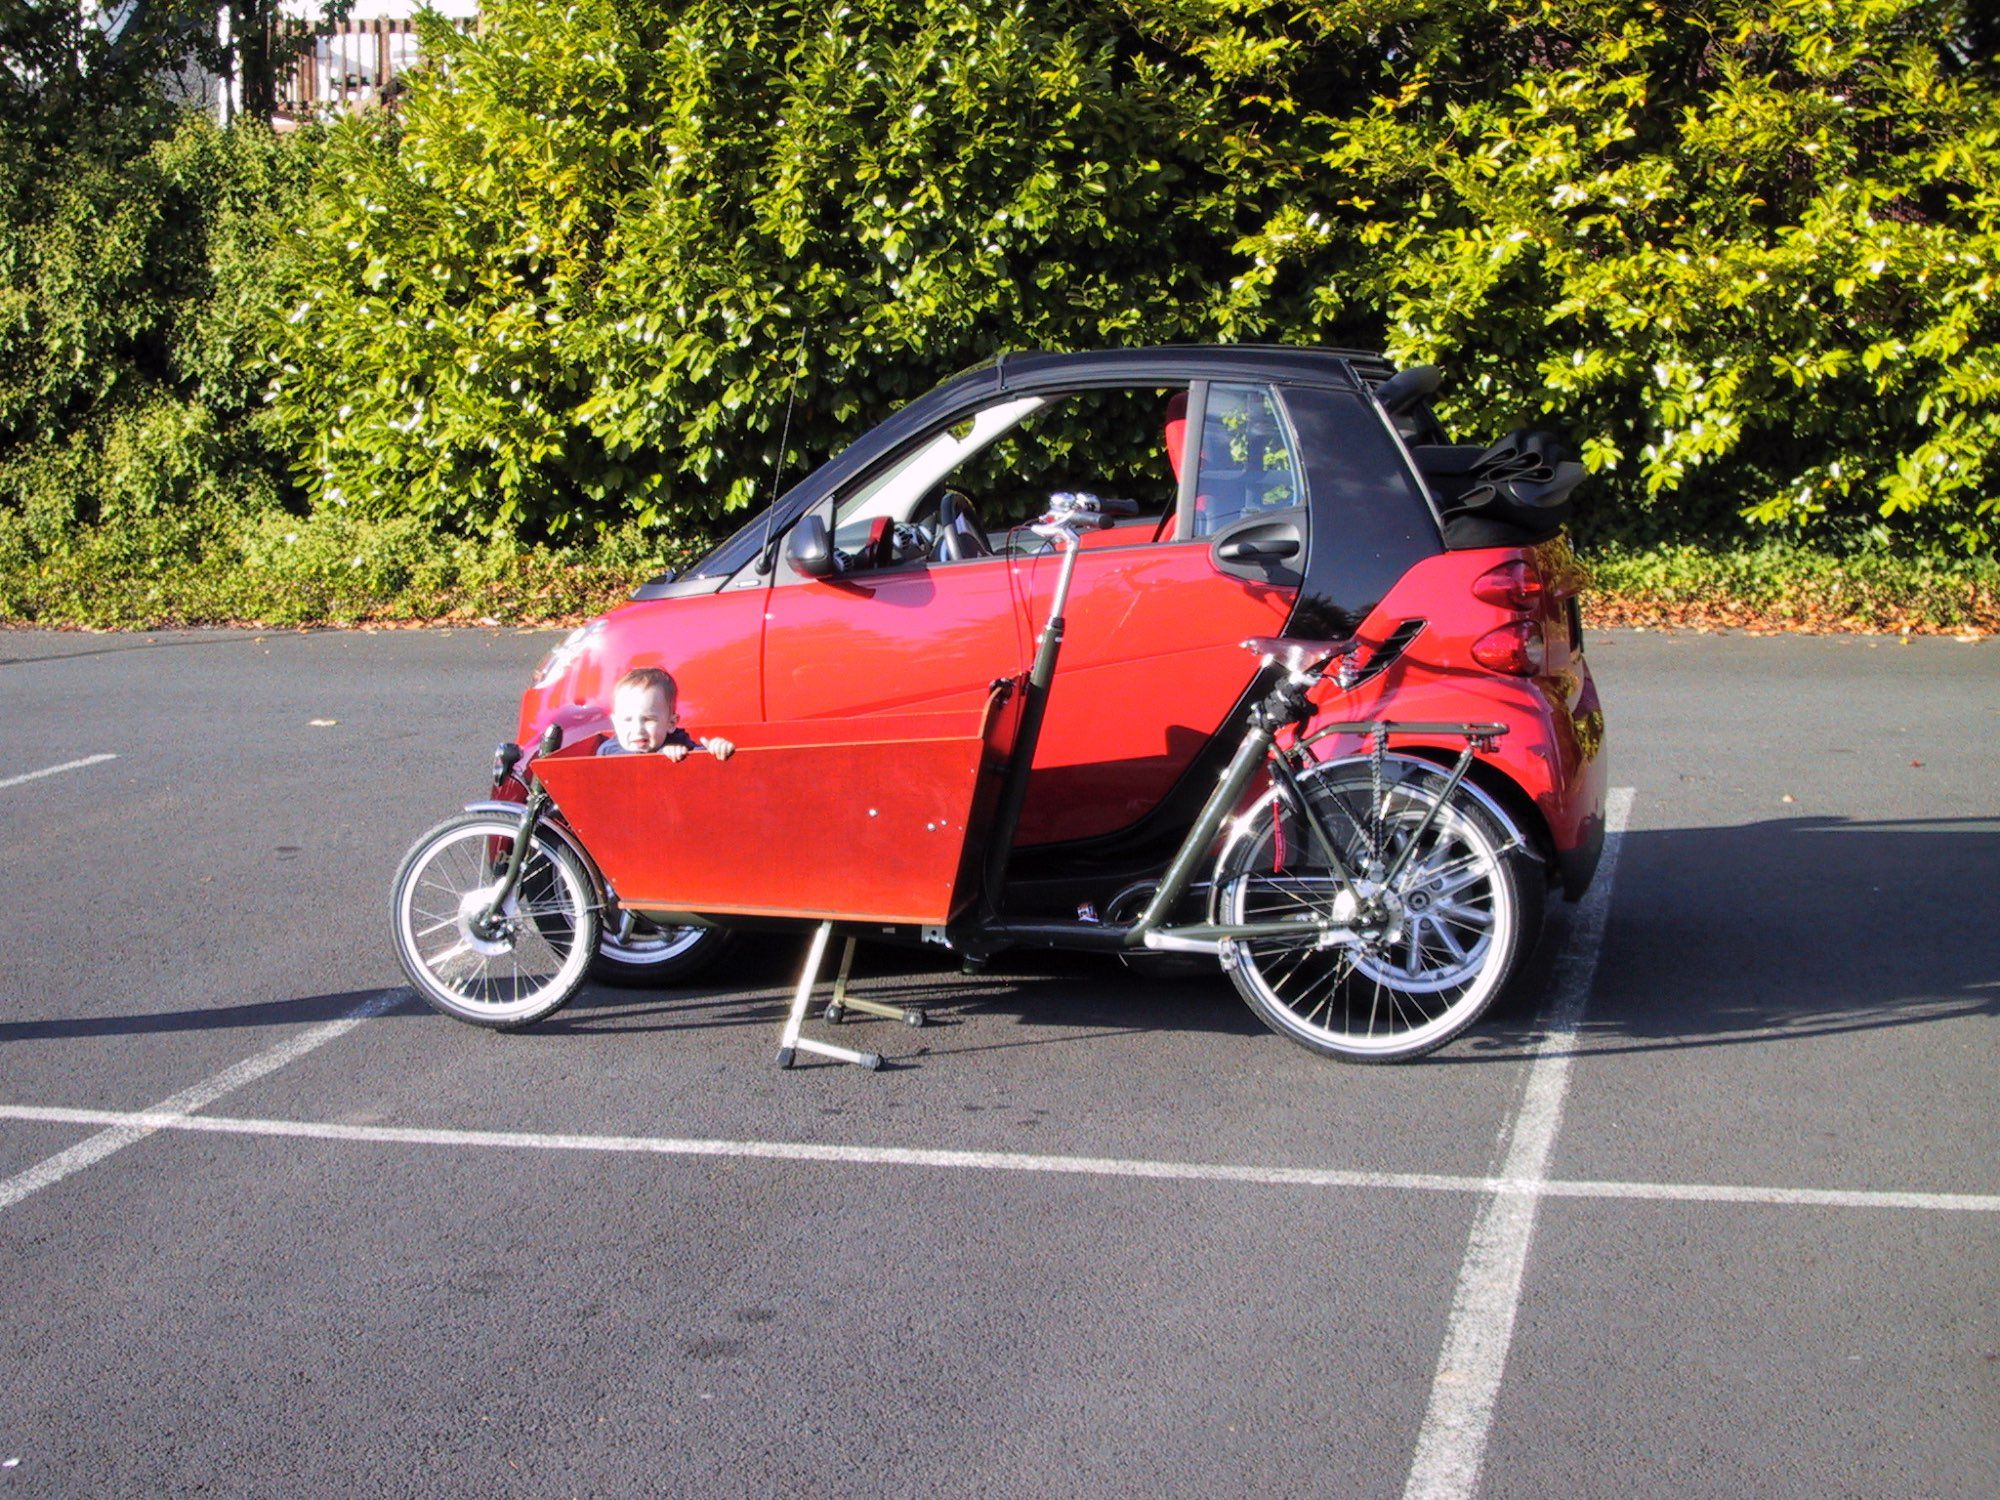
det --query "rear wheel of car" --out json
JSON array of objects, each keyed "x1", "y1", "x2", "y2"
[
  {"x1": 591, "y1": 916, "x2": 733, "y2": 988},
  {"x1": 1213, "y1": 759, "x2": 1542, "y2": 1062}
]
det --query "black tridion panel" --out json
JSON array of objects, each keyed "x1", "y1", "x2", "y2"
[{"x1": 1279, "y1": 385, "x2": 1444, "y2": 640}]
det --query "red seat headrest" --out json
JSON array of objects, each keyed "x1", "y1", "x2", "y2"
[{"x1": 1164, "y1": 390, "x2": 1189, "y2": 484}]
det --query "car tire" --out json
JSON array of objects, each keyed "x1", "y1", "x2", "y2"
[{"x1": 591, "y1": 917, "x2": 734, "y2": 988}]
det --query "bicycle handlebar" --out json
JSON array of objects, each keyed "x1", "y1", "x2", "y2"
[
  {"x1": 1030, "y1": 491, "x2": 1142, "y2": 542},
  {"x1": 1043, "y1": 491, "x2": 1140, "y2": 522}
]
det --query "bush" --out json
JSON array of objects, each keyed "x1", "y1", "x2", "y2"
[
  {"x1": 262, "y1": 0, "x2": 1245, "y2": 539},
  {"x1": 5, "y1": 0, "x2": 1997, "y2": 628},
  {"x1": 0, "y1": 507, "x2": 691, "y2": 628},
  {"x1": 0, "y1": 113, "x2": 310, "y2": 569},
  {"x1": 1199, "y1": 0, "x2": 2000, "y2": 551},
  {"x1": 1585, "y1": 543, "x2": 2000, "y2": 632}
]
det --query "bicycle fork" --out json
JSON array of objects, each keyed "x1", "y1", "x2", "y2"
[{"x1": 473, "y1": 726, "x2": 565, "y2": 932}]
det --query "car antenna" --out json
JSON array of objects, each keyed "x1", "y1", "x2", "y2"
[{"x1": 755, "y1": 337, "x2": 810, "y2": 574}]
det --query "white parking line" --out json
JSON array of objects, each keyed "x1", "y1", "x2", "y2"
[
  {"x1": 0, "y1": 990, "x2": 402, "y2": 1213},
  {"x1": 0, "y1": 1101, "x2": 1992, "y2": 1214},
  {"x1": 0, "y1": 753, "x2": 117, "y2": 792},
  {"x1": 1402, "y1": 785, "x2": 1634, "y2": 1500}
]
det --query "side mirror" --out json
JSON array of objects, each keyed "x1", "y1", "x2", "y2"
[{"x1": 786, "y1": 514, "x2": 836, "y2": 578}]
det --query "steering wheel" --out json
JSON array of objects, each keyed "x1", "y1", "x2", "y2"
[{"x1": 930, "y1": 487, "x2": 994, "y2": 562}]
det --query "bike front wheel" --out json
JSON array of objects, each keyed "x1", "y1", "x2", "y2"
[
  {"x1": 1213, "y1": 759, "x2": 1541, "y2": 1061},
  {"x1": 391, "y1": 812, "x2": 601, "y2": 1029}
]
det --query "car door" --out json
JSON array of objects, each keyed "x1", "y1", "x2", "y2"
[
  {"x1": 761, "y1": 554, "x2": 1027, "y2": 721},
  {"x1": 1009, "y1": 381, "x2": 1305, "y2": 845},
  {"x1": 761, "y1": 398, "x2": 1042, "y2": 722},
  {"x1": 759, "y1": 379, "x2": 1308, "y2": 849}
]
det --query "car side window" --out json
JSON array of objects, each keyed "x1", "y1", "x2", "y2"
[
  {"x1": 943, "y1": 386, "x2": 1182, "y2": 543},
  {"x1": 823, "y1": 385, "x2": 1188, "y2": 570},
  {"x1": 1192, "y1": 383, "x2": 1300, "y2": 537}
]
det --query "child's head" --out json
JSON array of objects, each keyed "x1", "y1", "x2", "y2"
[{"x1": 609, "y1": 667, "x2": 678, "y2": 753}]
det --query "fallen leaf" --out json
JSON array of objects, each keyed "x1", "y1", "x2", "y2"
[{"x1": 1910, "y1": 759, "x2": 1924, "y2": 768}]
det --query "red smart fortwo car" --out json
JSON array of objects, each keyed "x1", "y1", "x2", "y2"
[{"x1": 500, "y1": 346, "x2": 1607, "y2": 1048}]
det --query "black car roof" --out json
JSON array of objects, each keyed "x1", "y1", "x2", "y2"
[
  {"x1": 973, "y1": 344, "x2": 1397, "y2": 394},
  {"x1": 658, "y1": 344, "x2": 1408, "y2": 590}
]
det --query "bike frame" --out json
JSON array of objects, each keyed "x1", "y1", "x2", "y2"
[{"x1": 967, "y1": 499, "x2": 1504, "y2": 961}]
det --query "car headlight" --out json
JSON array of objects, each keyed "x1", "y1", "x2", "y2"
[{"x1": 531, "y1": 619, "x2": 602, "y2": 689}]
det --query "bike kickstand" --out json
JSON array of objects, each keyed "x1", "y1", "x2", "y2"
[
  {"x1": 776, "y1": 924, "x2": 885, "y2": 1071},
  {"x1": 822, "y1": 936, "x2": 927, "y2": 1030}
]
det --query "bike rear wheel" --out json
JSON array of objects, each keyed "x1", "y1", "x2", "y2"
[
  {"x1": 1213, "y1": 759, "x2": 1539, "y2": 1061},
  {"x1": 391, "y1": 812, "x2": 600, "y2": 1029}
]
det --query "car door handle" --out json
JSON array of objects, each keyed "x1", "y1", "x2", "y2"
[{"x1": 1216, "y1": 538, "x2": 1301, "y2": 562}]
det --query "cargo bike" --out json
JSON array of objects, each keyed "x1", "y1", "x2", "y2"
[{"x1": 392, "y1": 490, "x2": 1543, "y2": 1067}]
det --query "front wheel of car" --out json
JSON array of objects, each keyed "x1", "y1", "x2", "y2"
[{"x1": 591, "y1": 916, "x2": 733, "y2": 988}]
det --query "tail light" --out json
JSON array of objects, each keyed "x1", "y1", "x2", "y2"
[
  {"x1": 1472, "y1": 621, "x2": 1546, "y2": 675},
  {"x1": 1472, "y1": 560, "x2": 1545, "y2": 609}
]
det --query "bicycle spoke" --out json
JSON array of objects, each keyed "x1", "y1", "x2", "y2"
[
  {"x1": 1290, "y1": 948, "x2": 1355, "y2": 1027},
  {"x1": 1220, "y1": 760, "x2": 1519, "y2": 1059}
]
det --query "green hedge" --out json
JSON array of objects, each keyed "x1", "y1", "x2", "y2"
[
  {"x1": 0, "y1": 115, "x2": 307, "y2": 574},
  {"x1": 257, "y1": 0, "x2": 2000, "y2": 552},
  {"x1": 260, "y1": 0, "x2": 1246, "y2": 538},
  {"x1": 0, "y1": 509, "x2": 695, "y2": 628},
  {"x1": 1, "y1": 0, "x2": 1996, "y2": 625},
  {"x1": 1206, "y1": 0, "x2": 2000, "y2": 553}
]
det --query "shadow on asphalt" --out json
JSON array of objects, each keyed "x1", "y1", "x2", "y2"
[
  {"x1": 7, "y1": 815, "x2": 1993, "y2": 1062},
  {"x1": 0, "y1": 632, "x2": 276, "y2": 668},
  {"x1": 0, "y1": 989, "x2": 401, "y2": 1043},
  {"x1": 546, "y1": 940, "x2": 1267, "y2": 1045},
  {"x1": 1443, "y1": 812, "x2": 2000, "y2": 1064}
]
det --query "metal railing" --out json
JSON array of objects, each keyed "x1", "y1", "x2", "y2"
[{"x1": 274, "y1": 18, "x2": 425, "y2": 116}]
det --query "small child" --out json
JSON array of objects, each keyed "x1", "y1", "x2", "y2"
[{"x1": 598, "y1": 666, "x2": 736, "y2": 762}]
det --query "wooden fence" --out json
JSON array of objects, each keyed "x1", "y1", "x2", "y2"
[{"x1": 274, "y1": 18, "x2": 426, "y2": 117}]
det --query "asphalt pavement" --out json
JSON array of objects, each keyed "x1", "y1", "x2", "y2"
[{"x1": 0, "y1": 624, "x2": 1994, "y2": 1497}]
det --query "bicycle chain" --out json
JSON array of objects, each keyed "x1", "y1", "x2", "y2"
[{"x1": 1368, "y1": 724, "x2": 1388, "y2": 874}]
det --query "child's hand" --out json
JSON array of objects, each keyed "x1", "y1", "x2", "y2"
[
  {"x1": 704, "y1": 737, "x2": 735, "y2": 762},
  {"x1": 660, "y1": 742, "x2": 692, "y2": 762}
]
